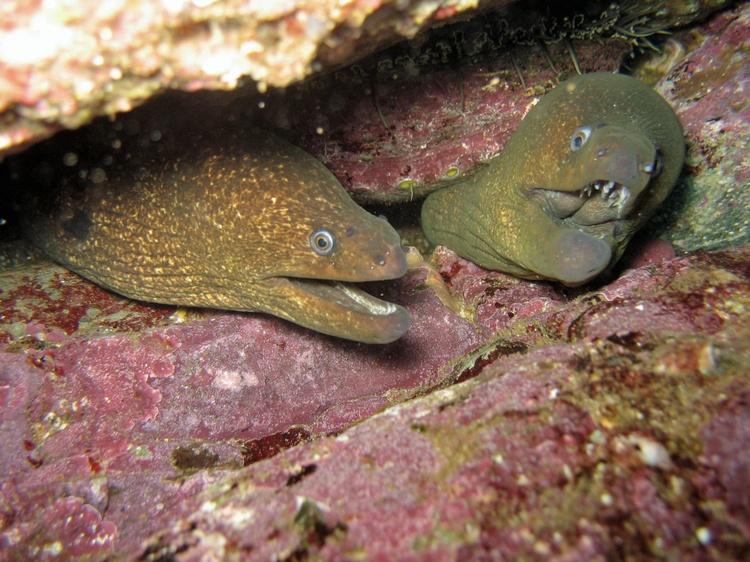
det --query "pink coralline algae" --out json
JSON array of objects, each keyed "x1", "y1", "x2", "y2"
[
  {"x1": 132, "y1": 246, "x2": 750, "y2": 560},
  {"x1": 2, "y1": 243, "x2": 750, "y2": 558},
  {"x1": 0, "y1": 259, "x2": 484, "y2": 557}
]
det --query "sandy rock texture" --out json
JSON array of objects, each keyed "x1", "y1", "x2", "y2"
[{"x1": 0, "y1": 0, "x2": 515, "y2": 158}]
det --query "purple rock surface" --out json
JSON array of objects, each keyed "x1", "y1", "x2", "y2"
[
  {"x1": 132, "y1": 245, "x2": 750, "y2": 560},
  {"x1": 2, "y1": 243, "x2": 750, "y2": 559},
  {"x1": 0, "y1": 258, "x2": 484, "y2": 558},
  {"x1": 261, "y1": 35, "x2": 632, "y2": 203}
]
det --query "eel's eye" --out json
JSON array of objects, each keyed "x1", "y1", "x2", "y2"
[
  {"x1": 311, "y1": 229, "x2": 335, "y2": 255},
  {"x1": 570, "y1": 126, "x2": 592, "y2": 152}
]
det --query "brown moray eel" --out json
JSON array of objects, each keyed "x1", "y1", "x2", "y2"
[
  {"x1": 422, "y1": 72, "x2": 685, "y2": 286},
  {"x1": 25, "y1": 124, "x2": 410, "y2": 344}
]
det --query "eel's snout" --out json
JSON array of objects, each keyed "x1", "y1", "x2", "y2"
[
  {"x1": 340, "y1": 213, "x2": 409, "y2": 281},
  {"x1": 590, "y1": 138, "x2": 648, "y2": 188},
  {"x1": 578, "y1": 126, "x2": 657, "y2": 218},
  {"x1": 537, "y1": 126, "x2": 659, "y2": 227},
  {"x1": 371, "y1": 235, "x2": 409, "y2": 279}
]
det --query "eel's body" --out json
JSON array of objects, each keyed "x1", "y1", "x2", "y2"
[
  {"x1": 422, "y1": 72, "x2": 685, "y2": 286},
  {"x1": 25, "y1": 122, "x2": 410, "y2": 344}
]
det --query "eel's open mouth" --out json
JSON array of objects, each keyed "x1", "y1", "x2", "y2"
[
  {"x1": 286, "y1": 278, "x2": 401, "y2": 317},
  {"x1": 534, "y1": 177, "x2": 640, "y2": 227},
  {"x1": 334, "y1": 282, "x2": 401, "y2": 316},
  {"x1": 578, "y1": 180, "x2": 631, "y2": 213},
  {"x1": 261, "y1": 276, "x2": 410, "y2": 344}
]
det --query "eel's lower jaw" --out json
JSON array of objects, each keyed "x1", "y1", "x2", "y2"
[{"x1": 259, "y1": 277, "x2": 410, "y2": 344}]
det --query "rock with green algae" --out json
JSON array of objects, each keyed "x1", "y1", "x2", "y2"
[{"x1": 649, "y1": 1, "x2": 750, "y2": 253}]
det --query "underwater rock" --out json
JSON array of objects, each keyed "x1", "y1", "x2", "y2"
[
  {"x1": 0, "y1": 0, "x2": 523, "y2": 158},
  {"x1": 0, "y1": 0, "x2": 733, "y2": 163},
  {"x1": 128, "y1": 243, "x2": 750, "y2": 560},
  {"x1": 260, "y1": 11, "x2": 642, "y2": 203},
  {"x1": 0, "y1": 258, "x2": 482, "y2": 557},
  {"x1": 2, "y1": 247, "x2": 750, "y2": 558},
  {"x1": 650, "y1": 1, "x2": 750, "y2": 253}
]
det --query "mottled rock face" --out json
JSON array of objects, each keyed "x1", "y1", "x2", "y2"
[
  {"x1": 0, "y1": 0, "x2": 733, "y2": 159},
  {"x1": 646, "y1": 4, "x2": 750, "y2": 252},
  {"x1": 4, "y1": 243, "x2": 750, "y2": 560},
  {"x1": 0, "y1": 0, "x2": 749, "y2": 560}
]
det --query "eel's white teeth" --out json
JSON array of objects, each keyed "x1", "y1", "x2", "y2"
[
  {"x1": 605, "y1": 185, "x2": 631, "y2": 210},
  {"x1": 578, "y1": 181, "x2": 631, "y2": 213}
]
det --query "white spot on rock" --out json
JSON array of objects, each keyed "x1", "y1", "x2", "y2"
[
  {"x1": 696, "y1": 526, "x2": 712, "y2": 545},
  {"x1": 210, "y1": 367, "x2": 259, "y2": 390}
]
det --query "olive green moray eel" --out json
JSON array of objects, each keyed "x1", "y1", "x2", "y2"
[
  {"x1": 421, "y1": 72, "x2": 685, "y2": 286},
  {"x1": 24, "y1": 126, "x2": 410, "y2": 344}
]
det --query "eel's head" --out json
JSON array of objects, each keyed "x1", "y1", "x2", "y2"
[
  {"x1": 514, "y1": 73, "x2": 684, "y2": 286},
  {"x1": 528, "y1": 122, "x2": 664, "y2": 277},
  {"x1": 244, "y1": 179, "x2": 410, "y2": 344},
  {"x1": 535, "y1": 124, "x2": 661, "y2": 225},
  {"x1": 422, "y1": 73, "x2": 684, "y2": 288}
]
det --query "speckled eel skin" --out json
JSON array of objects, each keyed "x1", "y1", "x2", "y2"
[
  {"x1": 25, "y1": 125, "x2": 410, "y2": 344},
  {"x1": 422, "y1": 72, "x2": 685, "y2": 286}
]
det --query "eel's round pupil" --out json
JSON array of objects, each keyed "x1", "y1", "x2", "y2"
[
  {"x1": 311, "y1": 230, "x2": 335, "y2": 255},
  {"x1": 570, "y1": 126, "x2": 592, "y2": 152}
]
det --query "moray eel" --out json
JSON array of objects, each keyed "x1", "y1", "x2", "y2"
[
  {"x1": 25, "y1": 124, "x2": 410, "y2": 344},
  {"x1": 422, "y1": 72, "x2": 685, "y2": 286}
]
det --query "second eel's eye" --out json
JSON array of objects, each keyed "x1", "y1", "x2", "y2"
[
  {"x1": 570, "y1": 126, "x2": 592, "y2": 152},
  {"x1": 311, "y1": 229, "x2": 335, "y2": 255}
]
